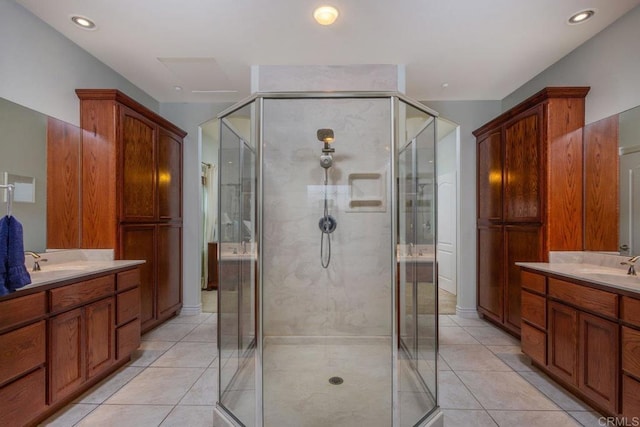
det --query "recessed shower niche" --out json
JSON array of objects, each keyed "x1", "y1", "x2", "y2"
[{"x1": 216, "y1": 92, "x2": 440, "y2": 427}]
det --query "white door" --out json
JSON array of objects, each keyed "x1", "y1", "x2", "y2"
[
  {"x1": 437, "y1": 170, "x2": 457, "y2": 295},
  {"x1": 620, "y1": 151, "x2": 640, "y2": 255}
]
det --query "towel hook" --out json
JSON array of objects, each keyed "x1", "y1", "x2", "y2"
[{"x1": 0, "y1": 184, "x2": 14, "y2": 217}]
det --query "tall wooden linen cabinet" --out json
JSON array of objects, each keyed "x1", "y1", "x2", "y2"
[
  {"x1": 473, "y1": 87, "x2": 589, "y2": 336},
  {"x1": 70, "y1": 89, "x2": 186, "y2": 333}
]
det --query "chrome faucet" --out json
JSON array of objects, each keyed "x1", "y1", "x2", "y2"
[
  {"x1": 25, "y1": 251, "x2": 47, "y2": 271},
  {"x1": 621, "y1": 255, "x2": 640, "y2": 276}
]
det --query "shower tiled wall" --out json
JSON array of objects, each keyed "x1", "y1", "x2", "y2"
[{"x1": 262, "y1": 98, "x2": 393, "y2": 337}]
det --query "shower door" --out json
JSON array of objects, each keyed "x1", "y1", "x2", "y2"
[
  {"x1": 397, "y1": 100, "x2": 438, "y2": 426},
  {"x1": 218, "y1": 103, "x2": 257, "y2": 427}
]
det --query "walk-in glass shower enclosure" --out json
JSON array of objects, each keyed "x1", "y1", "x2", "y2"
[{"x1": 217, "y1": 92, "x2": 439, "y2": 427}]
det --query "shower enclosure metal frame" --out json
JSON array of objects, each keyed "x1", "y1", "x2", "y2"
[{"x1": 216, "y1": 91, "x2": 440, "y2": 427}]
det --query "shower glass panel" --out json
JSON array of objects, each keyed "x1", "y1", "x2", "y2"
[
  {"x1": 217, "y1": 93, "x2": 439, "y2": 427},
  {"x1": 218, "y1": 102, "x2": 257, "y2": 427},
  {"x1": 397, "y1": 101, "x2": 437, "y2": 426}
]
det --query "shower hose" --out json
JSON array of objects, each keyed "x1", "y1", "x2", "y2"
[{"x1": 320, "y1": 167, "x2": 333, "y2": 269}]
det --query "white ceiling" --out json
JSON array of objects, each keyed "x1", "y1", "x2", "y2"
[{"x1": 16, "y1": 0, "x2": 640, "y2": 104}]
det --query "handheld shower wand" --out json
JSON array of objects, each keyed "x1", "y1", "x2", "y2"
[{"x1": 317, "y1": 129, "x2": 337, "y2": 268}]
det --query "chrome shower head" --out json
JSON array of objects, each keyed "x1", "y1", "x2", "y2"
[{"x1": 317, "y1": 128, "x2": 334, "y2": 144}]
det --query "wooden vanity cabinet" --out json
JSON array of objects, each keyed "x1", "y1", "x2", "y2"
[
  {"x1": 74, "y1": 89, "x2": 186, "y2": 333},
  {"x1": 0, "y1": 293, "x2": 47, "y2": 426},
  {"x1": 520, "y1": 269, "x2": 622, "y2": 416},
  {"x1": 474, "y1": 87, "x2": 589, "y2": 336},
  {"x1": 0, "y1": 266, "x2": 141, "y2": 426}
]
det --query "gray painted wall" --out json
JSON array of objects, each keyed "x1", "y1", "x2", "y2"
[
  {"x1": 0, "y1": 0, "x2": 157, "y2": 126},
  {"x1": 160, "y1": 102, "x2": 232, "y2": 313},
  {"x1": 503, "y1": 5, "x2": 640, "y2": 124},
  {"x1": 423, "y1": 101, "x2": 502, "y2": 315}
]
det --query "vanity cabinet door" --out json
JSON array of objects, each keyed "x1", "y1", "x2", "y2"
[
  {"x1": 547, "y1": 301, "x2": 578, "y2": 387},
  {"x1": 49, "y1": 307, "x2": 84, "y2": 404},
  {"x1": 86, "y1": 297, "x2": 115, "y2": 379},
  {"x1": 579, "y1": 311, "x2": 618, "y2": 414}
]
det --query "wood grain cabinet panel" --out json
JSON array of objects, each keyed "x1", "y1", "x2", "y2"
[
  {"x1": 50, "y1": 275, "x2": 115, "y2": 312},
  {"x1": 0, "y1": 292, "x2": 46, "y2": 332},
  {"x1": 477, "y1": 131, "x2": 502, "y2": 222},
  {"x1": 0, "y1": 367, "x2": 46, "y2": 427},
  {"x1": 477, "y1": 225, "x2": 504, "y2": 323},
  {"x1": 0, "y1": 320, "x2": 45, "y2": 386},
  {"x1": 158, "y1": 129, "x2": 182, "y2": 220},
  {"x1": 474, "y1": 87, "x2": 589, "y2": 336},
  {"x1": 547, "y1": 301, "x2": 578, "y2": 386},
  {"x1": 521, "y1": 322, "x2": 546, "y2": 365},
  {"x1": 157, "y1": 224, "x2": 182, "y2": 319},
  {"x1": 521, "y1": 270, "x2": 546, "y2": 294},
  {"x1": 621, "y1": 296, "x2": 640, "y2": 328},
  {"x1": 76, "y1": 90, "x2": 185, "y2": 334},
  {"x1": 583, "y1": 115, "x2": 619, "y2": 252},
  {"x1": 622, "y1": 326, "x2": 640, "y2": 379},
  {"x1": 120, "y1": 225, "x2": 156, "y2": 331},
  {"x1": 548, "y1": 278, "x2": 617, "y2": 319},
  {"x1": 117, "y1": 319, "x2": 141, "y2": 361},
  {"x1": 86, "y1": 297, "x2": 115, "y2": 379},
  {"x1": 117, "y1": 266, "x2": 141, "y2": 292},
  {"x1": 49, "y1": 307, "x2": 84, "y2": 404},
  {"x1": 504, "y1": 108, "x2": 542, "y2": 223},
  {"x1": 579, "y1": 312, "x2": 618, "y2": 414},
  {"x1": 522, "y1": 290, "x2": 545, "y2": 329},
  {"x1": 117, "y1": 288, "x2": 141, "y2": 326},
  {"x1": 622, "y1": 374, "x2": 640, "y2": 418}
]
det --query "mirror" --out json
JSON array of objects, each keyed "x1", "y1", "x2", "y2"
[
  {"x1": 0, "y1": 97, "x2": 48, "y2": 252},
  {"x1": 618, "y1": 105, "x2": 640, "y2": 256},
  {"x1": 0, "y1": 97, "x2": 80, "y2": 252},
  {"x1": 584, "y1": 103, "x2": 640, "y2": 257}
]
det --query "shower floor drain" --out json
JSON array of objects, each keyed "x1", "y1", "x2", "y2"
[{"x1": 328, "y1": 376, "x2": 344, "y2": 385}]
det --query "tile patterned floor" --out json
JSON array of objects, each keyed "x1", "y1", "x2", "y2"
[{"x1": 42, "y1": 313, "x2": 604, "y2": 426}]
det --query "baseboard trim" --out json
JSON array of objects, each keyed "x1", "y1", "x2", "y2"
[
  {"x1": 455, "y1": 306, "x2": 479, "y2": 319},
  {"x1": 179, "y1": 304, "x2": 202, "y2": 316}
]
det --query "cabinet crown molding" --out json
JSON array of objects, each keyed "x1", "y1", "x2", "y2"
[
  {"x1": 472, "y1": 86, "x2": 590, "y2": 137},
  {"x1": 75, "y1": 89, "x2": 187, "y2": 138}
]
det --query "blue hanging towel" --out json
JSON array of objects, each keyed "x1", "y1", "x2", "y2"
[
  {"x1": 0, "y1": 216, "x2": 8, "y2": 296},
  {"x1": 5, "y1": 215, "x2": 31, "y2": 291}
]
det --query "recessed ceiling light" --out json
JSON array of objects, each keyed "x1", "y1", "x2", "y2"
[
  {"x1": 174, "y1": 86, "x2": 183, "y2": 91},
  {"x1": 314, "y1": 6, "x2": 339, "y2": 26},
  {"x1": 70, "y1": 15, "x2": 97, "y2": 30},
  {"x1": 568, "y1": 9, "x2": 595, "y2": 25},
  {"x1": 441, "y1": 82, "x2": 449, "y2": 88}
]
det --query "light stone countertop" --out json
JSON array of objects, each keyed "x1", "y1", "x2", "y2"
[
  {"x1": 12, "y1": 249, "x2": 145, "y2": 292},
  {"x1": 516, "y1": 261, "x2": 640, "y2": 295}
]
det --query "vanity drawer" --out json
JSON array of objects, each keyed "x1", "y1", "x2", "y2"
[
  {"x1": 0, "y1": 320, "x2": 45, "y2": 385},
  {"x1": 522, "y1": 290, "x2": 546, "y2": 329},
  {"x1": 548, "y1": 278, "x2": 617, "y2": 318},
  {"x1": 0, "y1": 292, "x2": 46, "y2": 332},
  {"x1": 117, "y1": 287, "x2": 140, "y2": 326},
  {"x1": 50, "y1": 275, "x2": 115, "y2": 312},
  {"x1": 117, "y1": 319, "x2": 141, "y2": 360},
  {"x1": 521, "y1": 322, "x2": 546, "y2": 365},
  {"x1": 0, "y1": 367, "x2": 46, "y2": 427},
  {"x1": 621, "y1": 296, "x2": 640, "y2": 328},
  {"x1": 622, "y1": 326, "x2": 640, "y2": 378},
  {"x1": 521, "y1": 270, "x2": 546, "y2": 294},
  {"x1": 117, "y1": 268, "x2": 140, "y2": 291}
]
